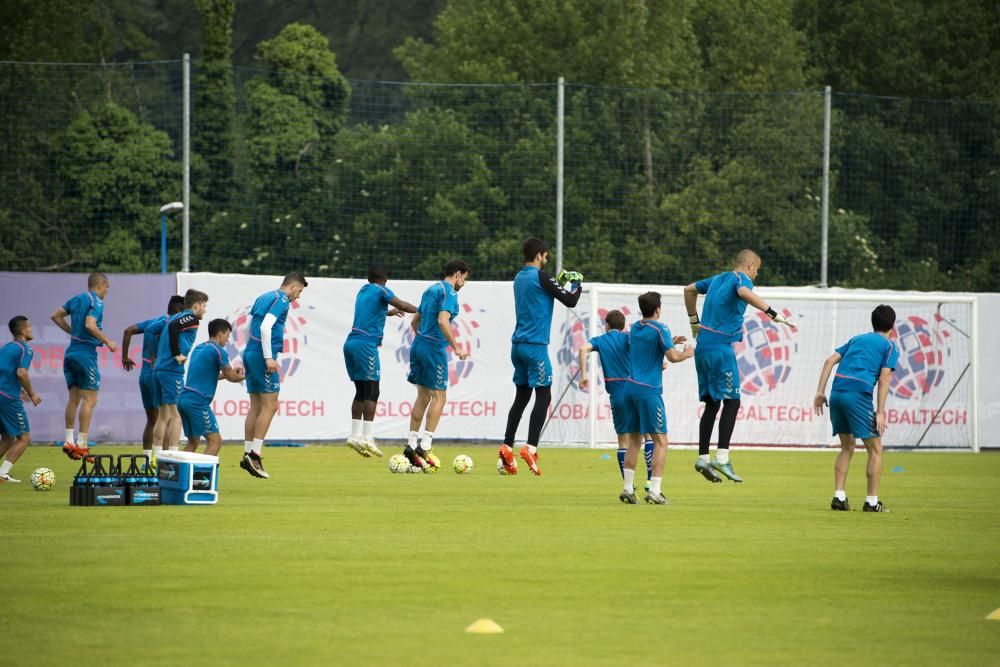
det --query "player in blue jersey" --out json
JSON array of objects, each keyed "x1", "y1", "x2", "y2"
[
  {"x1": 241, "y1": 272, "x2": 308, "y2": 479},
  {"x1": 121, "y1": 294, "x2": 185, "y2": 462},
  {"x1": 619, "y1": 292, "x2": 693, "y2": 504},
  {"x1": 499, "y1": 238, "x2": 582, "y2": 476},
  {"x1": 179, "y1": 319, "x2": 246, "y2": 456},
  {"x1": 814, "y1": 305, "x2": 899, "y2": 513},
  {"x1": 683, "y1": 250, "x2": 795, "y2": 483},
  {"x1": 344, "y1": 264, "x2": 417, "y2": 459},
  {"x1": 402, "y1": 259, "x2": 471, "y2": 471},
  {"x1": 0, "y1": 317, "x2": 42, "y2": 483},
  {"x1": 151, "y1": 289, "x2": 208, "y2": 460},
  {"x1": 50, "y1": 272, "x2": 116, "y2": 461}
]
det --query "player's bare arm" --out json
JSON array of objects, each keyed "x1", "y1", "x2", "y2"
[
  {"x1": 222, "y1": 365, "x2": 245, "y2": 383},
  {"x1": 683, "y1": 283, "x2": 701, "y2": 337},
  {"x1": 813, "y1": 351, "x2": 842, "y2": 415},
  {"x1": 875, "y1": 367, "x2": 891, "y2": 435},
  {"x1": 737, "y1": 286, "x2": 796, "y2": 328},
  {"x1": 665, "y1": 344, "x2": 693, "y2": 364},
  {"x1": 388, "y1": 296, "x2": 417, "y2": 318},
  {"x1": 410, "y1": 312, "x2": 421, "y2": 334},
  {"x1": 16, "y1": 367, "x2": 41, "y2": 406},
  {"x1": 86, "y1": 315, "x2": 117, "y2": 352},
  {"x1": 578, "y1": 343, "x2": 594, "y2": 388},
  {"x1": 121, "y1": 324, "x2": 140, "y2": 371},
  {"x1": 50, "y1": 307, "x2": 71, "y2": 335},
  {"x1": 437, "y1": 310, "x2": 469, "y2": 360}
]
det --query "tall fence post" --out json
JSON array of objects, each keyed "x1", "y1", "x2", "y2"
[
  {"x1": 556, "y1": 76, "x2": 565, "y2": 274},
  {"x1": 820, "y1": 85, "x2": 831, "y2": 287},
  {"x1": 182, "y1": 53, "x2": 191, "y2": 273}
]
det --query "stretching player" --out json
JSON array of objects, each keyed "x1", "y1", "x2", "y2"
[
  {"x1": 180, "y1": 319, "x2": 245, "y2": 456},
  {"x1": 0, "y1": 317, "x2": 42, "y2": 483},
  {"x1": 403, "y1": 259, "x2": 471, "y2": 471},
  {"x1": 683, "y1": 249, "x2": 795, "y2": 483},
  {"x1": 620, "y1": 292, "x2": 693, "y2": 504},
  {"x1": 814, "y1": 305, "x2": 899, "y2": 513},
  {"x1": 50, "y1": 272, "x2": 115, "y2": 460},
  {"x1": 499, "y1": 237, "x2": 581, "y2": 476},
  {"x1": 121, "y1": 294, "x2": 185, "y2": 462},
  {"x1": 242, "y1": 272, "x2": 308, "y2": 479},
  {"x1": 344, "y1": 264, "x2": 417, "y2": 458},
  {"x1": 152, "y1": 289, "x2": 208, "y2": 458}
]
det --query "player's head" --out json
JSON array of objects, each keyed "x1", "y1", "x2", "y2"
[
  {"x1": 733, "y1": 249, "x2": 761, "y2": 280},
  {"x1": 871, "y1": 304, "x2": 896, "y2": 333},
  {"x1": 208, "y1": 318, "x2": 233, "y2": 345},
  {"x1": 443, "y1": 259, "x2": 471, "y2": 291},
  {"x1": 638, "y1": 291, "x2": 661, "y2": 319},
  {"x1": 166, "y1": 294, "x2": 185, "y2": 315},
  {"x1": 604, "y1": 309, "x2": 626, "y2": 332},
  {"x1": 8, "y1": 316, "x2": 31, "y2": 341},
  {"x1": 281, "y1": 272, "x2": 309, "y2": 301},
  {"x1": 367, "y1": 264, "x2": 389, "y2": 285},
  {"x1": 522, "y1": 237, "x2": 549, "y2": 266},
  {"x1": 184, "y1": 289, "x2": 209, "y2": 318},
  {"x1": 88, "y1": 271, "x2": 110, "y2": 297}
]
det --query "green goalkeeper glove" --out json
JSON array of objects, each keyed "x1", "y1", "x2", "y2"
[{"x1": 556, "y1": 269, "x2": 584, "y2": 287}]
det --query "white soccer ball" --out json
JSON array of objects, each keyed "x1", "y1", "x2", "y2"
[
  {"x1": 453, "y1": 454, "x2": 473, "y2": 474},
  {"x1": 388, "y1": 454, "x2": 409, "y2": 474},
  {"x1": 423, "y1": 452, "x2": 440, "y2": 474},
  {"x1": 406, "y1": 464, "x2": 423, "y2": 474},
  {"x1": 496, "y1": 457, "x2": 517, "y2": 475},
  {"x1": 31, "y1": 467, "x2": 55, "y2": 491}
]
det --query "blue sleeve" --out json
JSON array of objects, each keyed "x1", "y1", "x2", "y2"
[
  {"x1": 63, "y1": 295, "x2": 75, "y2": 313},
  {"x1": 19, "y1": 347, "x2": 33, "y2": 370},
  {"x1": 267, "y1": 295, "x2": 288, "y2": 318},
  {"x1": 694, "y1": 277, "x2": 712, "y2": 294},
  {"x1": 147, "y1": 319, "x2": 166, "y2": 336},
  {"x1": 135, "y1": 317, "x2": 156, "y2": 333},
  {"x1": 738, "y1": 273, "x2": 754, "y2": 291},
  {"x1": 447, "y1": 292, "x2": 459, "y2": 319},
  {"x1": 94, "y1": 300, "x2": 104, "y2": 320},
  {"x1": 660, "y1": 324, "x2": 674, "y2": 353},
  {"x1": 588, "y1": 335, "x2": 601, "y2": 351},
  {"x1": 884, "y1": 342, "x2": 899, "y2": 371},
  {"x1": 835, "y1": 339, "x2": 850, "y2": 358},
  {"x1": 220, "y1": 348, "x2": 231, "y2": 368},
  {"x1": 433, "y1": 285, "x2": 447, "y2": 314},
  {"x1": 382, "y1": 286, "x2": 396, "y2": 303}
]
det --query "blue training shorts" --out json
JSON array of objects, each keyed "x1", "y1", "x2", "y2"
[
  {"x1": 156, "y1": 371, "x2": 184, "y2": 406},
  {"x1": 0, "y1": 400, "x2": 29, "y2": 437},
  {"x1": 243, "y1": 345, "x2": 280, "y2": 394},
  {"x1": 139, "y1": 368, "x2": 161, "y2": 410},
  {"x1": 511, "y1": 342, "x2": 552, "y2": 388},
  {"x1": 695, "y1": 343, "x2": 740, "y2": 402},
  {"x1": 407, "y1": 337, "x2": 448, "y2": 391},
  {"x1": 609, "y1": 391, "x2": 638, "y2": 435},
  {"x1": 63, "y1": 350, "x2": 100, "y2": 391},
  {"x1": 830, "y1": 390, "x2": 878, "y2": 440},
  {"x1": 626, "y1": 389, "x2": 667, "y2": 435},
  {"x1": 178, "y1": 392, "x2": 219, "y2": 438},
  {"x1": 343, "y1": 337, "x2": 380, "y2": 382}
]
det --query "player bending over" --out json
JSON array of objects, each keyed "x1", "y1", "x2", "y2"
[
  {"x1": 242, "y1": 272, "x2": 308, "y2": 479},
  {"x1": 0, "y1": 317, "x2": 42, "y2": 482},
  {"x1": 121, "y1": 294, "x2": 184, "y2": 462},
  {"x1": 683, "y1": 249, "x2": 795, "y2": 483},
  {"x1": 179, "y1": 319, "x2": 245, "y2": 456},
  {"x1": 51, "y1": 271, "x2": 115, "y2": 461},
  {"x1": 498, "y1": 237, "x2": 581, "y2": 476},
  {"x1": 814, "y1": 304, "x2": 898, "y2": 513},
  {"x1": 344, "y1": 264, "x2": 417, "y2": 458},
  {"x1": 619, "y1": 292, "x2": 693, "y2": 504},
  {"x1": 403, "y1": 259, "x2": 471, "y2": 471}
]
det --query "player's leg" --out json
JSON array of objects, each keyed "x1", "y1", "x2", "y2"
[
  {"x1": 412, "y1": 387, "x2": 445, "y2": 470},
  {"x1": 163, "y1": 403, "x2": 182, "y2": 452},
  {"x1": 831, "y1": 432, "x2": 855, "y2": 511},
  {"x1": 359, "y1": 381, "x2": 383, "y2": 457},
  {"x1": 706, "y1": 346, "x2": 742, "y2": 482},
  {"x1": 0, "y1": 433, "x2": 11, "y2": 460},
  {"x1": 404, "y1": 385, "x2": 432, "y2": 468},
  {"x1": 619, "y1": 432, "x2": 642, "y2": 504},
  {"x1": 62, "y1": 385, "x2": 83, "y2": 459},
  {"x1": 642, "y1": 435, "x2": 654, "y2": 489},
  {"x1": 244, "y1": 393, "x2": 260, "y2": 457},
  {"x1": 240, "y1": 392, "x2": 276, "y2": 478},
  {"x1": 861, "y1": 436, "x2": 885, "y2": 512},
  {"x1": 203, "y1": 432, "x2": 223, "y2": 457},
  {"x1": 693, "y1": 348, "x2": 722, "y2": 482},
  {"x1": 519, "y1": 343, "x2": 552, "y2": 476},
  {"x1": 633, "y1": 392, "x2": 669, "y2": 504},
  {"x1": 346, "y1": 381, "x2": 372, "y2": 457},
  {"x1": 837, "y1": 390, "x2": 885, "y2": 512},
  {"x1": 500, "y1": 343, "x2": 532, "y2": 474},
  {"x1": 75, "y1": 389, "x2": 99, "y2": 453},
  {"x1": 710, "y1": 399, "x2": 742, "y2": 481},
  {"x1": 0, "y1": 403, "x2": 30, "y2": 482}
]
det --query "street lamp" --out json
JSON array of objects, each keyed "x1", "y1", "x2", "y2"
[{"x1": 159, "y1": 202, "x2": 184, "y2": 273}]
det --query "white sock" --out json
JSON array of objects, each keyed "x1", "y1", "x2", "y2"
[
  {"x1": 361, "y1": 420, "x2": 374, "y2": 439},
  {"x1": 0, "y1": 460, "x2": 12, "y2": 475},
  {"x1": 699, "y1": 453, "x2": 710, "y2": 463},
  {"x1": 65, "y1": 429, "x2": 75, "y2": 445},
  {"x1": 407, "y1": 431, "x2": 419, "y2": 448},
  {"x1": 244, "y1": 440, "x2": 253, "y2": 454},
  {"x1": 153, "y1": 445, "x2": 163, "y2": 458},
  {"x1": 866, "y1": 495, "x2": 878, "y2": 506},
  {"x1": 528, "y1": 444, "x2": 537, "y2": 455},
  {"x1": 141, "y1": 450, "x2": 151, "y2": 462},
  {"x1": 623, "y1": 468, "x2": 635, "y2": 493},
  {"x1": 421, "y1": 431, "x2": 434, "y2": 450},
  {"x1": 252, "y1": 438, "x2": 263, "y2": 455},
  {"x1": 834, "y1": 490, "x2": 847, "y2": 501},
  {"x1": 716, "y1": 449, "x2": 729, "y2": 464},
  {"x1": 79, "y1": 432, "x2": 88, "y2": 447},
  {"x1": 351, "y1": 419, "x2": 363, "y2": 439},
  {"x1": 650, "y1": 476, "x2": 662, "y2": 495}
]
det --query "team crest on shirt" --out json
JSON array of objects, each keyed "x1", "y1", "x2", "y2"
[
  {"x1": 733, "y1": 310, "x2": 798, "y2": 396},
  {"x1": 889, "y1": 314, "x2": 951, "y2": 400},
  {"x1": 225, "y1": 301, "x2": 313, "y2": 383},
  {"x1": 556, "y1": 305, "x2": 632, "y2": 393},
  {"x1": 394, "y1": 303, "x2": 482, "y2": 386}
]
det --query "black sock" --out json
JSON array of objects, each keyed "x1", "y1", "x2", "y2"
[
  {"x1": 699, "y1": 399, "x2": 721, "y2": 456},
  {"x1": 503, "y1": 385, "x2": 533, "y2": 445},
  {"x1": 718, "y1": 399, "x2": 740, "y2": 450},
  {"x1": 526, "y1": 386, "x2": 552, "y2": 446}
]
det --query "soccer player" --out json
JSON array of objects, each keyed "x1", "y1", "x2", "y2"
[
  {"x1": 179, "y1": 319, "x2": 245, "y2": 456},
  {"x1": 683, "y1": 249, "x2": 795, "y2": 483},
  {"x1": 403, "y1": 259, "x2": 471, "y2": 471},
  {"x1": 813, "y1": 305, "x2": 899, "y2": 513},
  {"x1": 121, "y1": 294, "x2": 185, "y2": 462},
  {"x1": 0, "y1": 317, "x2": 42, "y2": 483},
  {"x1": 242, "y1": 272, "x2": 309, "y2": 479},
  {"x1": 619, "y1": 292, "x2": 693, "y2": 505},
  {"x1": 344, "y1": 264, "x2": 417, "y2": 458},
  {"x1": 151, "y1": 289, "x2": 208, "y2": 459},
  {"x1": 498, "y1": 237, "x2": 582, "y2": 476},
  {"x1": 50, "y1": 271, "x2": 116, "y2": 461}
]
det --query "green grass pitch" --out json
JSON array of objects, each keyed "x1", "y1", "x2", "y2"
[{"x1": 4, "y1": 446, "x2": 1000, "y2": 666}]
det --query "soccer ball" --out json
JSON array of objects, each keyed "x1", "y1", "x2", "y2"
[
  {"x1": 453, "y1": 454, "x2": 474, "y2": 474},
  {"x1": 388, "y1": 454, "x2": 409, "y2": 474},
  {"x1": 30, "y1": 467, "x2": 55, "y2": 491},
  {"x1": 406, "y1": 464, "x2": 423, "y2": 473},
  {"x1": 423, "y1": 452, "x2": 441, "y2": 474},
  {"x1": 496, "y1": 457, "x2": 517, "y2": 475}
]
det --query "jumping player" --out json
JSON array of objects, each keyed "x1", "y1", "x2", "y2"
[
  {"x1": 344, "y1": 264, "x2": 417, "y2": 458},
  {"x1": 0, "y1": 317, "x2": 42, "y2": 483},
  {"x1": 121, "y1": 294, "x2": 185, "y2": 462},
  {"x1": 498, "y1": 237, "x2": 581, "y2": 476},
  {"x1": 241, "y1": 272, "x2": 308, "y2": 479},
  {"x1": 403, "y1": 259, "x2": 471, "y2": 471},
  {"x1": 814, "y1": 304, "x2": 899, "y2": 513},
  {"x1": 683, "y1": 249, "x2": 795, "y2": 483},
  {"x1": 50, "y1": 272, "x2": 115, "y2": 461},
  {"x1": 179, "y1": 319, "x2": 245, "y2": 456}
]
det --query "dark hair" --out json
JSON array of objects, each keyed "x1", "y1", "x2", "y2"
[
  {"x1": 367, "y1": 264, "x2": 389, "y2": 284},
  {"x1": 8, "y1": 316, "x2": 28, "y2": 337},
  {"x1": 87, "y1": 271, "x2": 109, "y2": 288},
  {"x1": 184, "y1": 289, "x2": 209, "y2": 308},
  {"x1": 208, "y1": 318, "x2": 232, "y2": 338},
  {"x1": 638, "y1": 291, "x2": 661, "y2": 318},
  {"x1": 443, "y1": 259, "x2": 471, "y2": 278},
  {"x1": 522, "y1": 237, "x2": 549, "y2": 262},
  {"x1": 871, "y1": 304, "x2": 896, "y2": 333},
  {"x1": 282, "y1": 272, "x2": 309, "y2": 288},
  {"x1": 167, "y1": 295, "x2": 185, "y2": 315},
  {"x1": 605, "y1": 309, "x2": 626, "y2": 331}
]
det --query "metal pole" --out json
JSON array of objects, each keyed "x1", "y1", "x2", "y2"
[
  {"x1": 182, "y1": 53, "x2": 191, "y2": 273},
  {"x1": 161, "y1": 213, "x2": 168, "y2": 273},
  {"x1": 556, "y1": 76, "x2": 565, "y2": 274},
  {"x1": 820, "y1": 85, "x2": 831, "y2": 288}
]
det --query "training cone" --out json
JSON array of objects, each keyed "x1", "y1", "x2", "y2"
[
  {"x1": 465, "y1": 618, "x2": 504, "y2": 634},
  {"x1": 986, "y1": 608, "x2": 1000, "y2": 620}
]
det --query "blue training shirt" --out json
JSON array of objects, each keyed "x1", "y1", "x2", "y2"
[
  {"x1": 0, "y1": 341, "x2": 32, "y2": 402},
  {"x1": 63, "y1": 291, "x2": 105, "y2": 352},
  {"x1": 695, "y1": 271, "x2": 753, "y2": 347},
  {"x1": 247, "y1": 290, "x2": 290, "y2": 358},
  {"x1": 135, "y1": 315, "x2": 168, "y2": 370},
  {"x1": 346, "y1": 283, "x2": 396, "y2": 346},
  {"x1": 512, "y1": 266, "x2": 554, "y2": 344},
  {"x1": 182, "y1": 341, "x2": 230, "y2": 400},
  {"x1": 415, "y1": 281, "x2": 459, "y2": 348},
  {"x1": 589, "y1": 329, "x2": 630, "y2": 398},
  {"x1": 154, "y1": 310, "x2": 200, "y2": 374},
  {"x1": 832, "y1": 332, "x2": 899, "y2": 394},
  {"x1": 627, "y1": 320, "x2": 674, "y2": 395}
]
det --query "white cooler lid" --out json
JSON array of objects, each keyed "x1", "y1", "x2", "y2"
[{"x1": 156, "y1": 451, "x2": 219, "y2": 464}]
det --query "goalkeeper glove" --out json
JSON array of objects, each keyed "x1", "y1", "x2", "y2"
[
  {"x1": 689, "y1": 314, "x2": 701, "y2": 339},
  {"x1": 766, "y1": 307, "x2": 797, "y2": 329},
  {"x1": 556, "y1": 269, "x2": 584, "y2": 288}
]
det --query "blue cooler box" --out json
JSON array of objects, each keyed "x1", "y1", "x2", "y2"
[{"x1": 157, "y1": 451, "x2": 220, "y2": 505}]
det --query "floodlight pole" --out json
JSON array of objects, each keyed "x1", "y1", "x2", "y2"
[
  {"x1": 556, "y1": 76, "x2": 565, "y2": 274},
  {"x1": 182, "y1": 53, "x2": 191, "y2": 272},
  {"x1": 160, "y1": 202, "x2": 184, "y2": 274},
  {"x1": 820, "y1": 85, "x2": 831, "y2": 288}
]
